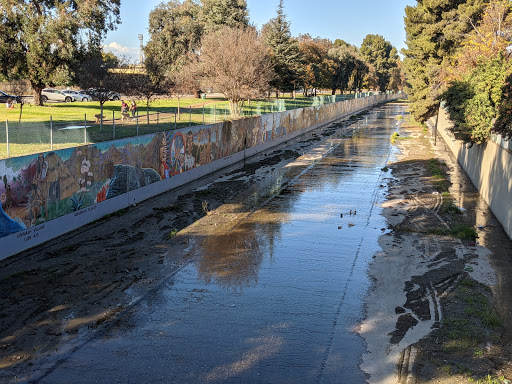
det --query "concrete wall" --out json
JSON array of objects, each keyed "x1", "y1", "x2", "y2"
[
  {"x1": 0, "y1": 93, "x2": 402, "y2": 259},
  {"x1": 428, "y1": 109, "x2": 512, "y2": 239}
]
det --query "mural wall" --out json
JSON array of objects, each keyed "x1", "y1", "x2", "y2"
[{"x1": 0, "y1": 93, "x2": 400, "y2": 256}]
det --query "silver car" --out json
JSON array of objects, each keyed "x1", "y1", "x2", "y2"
[
  {"x1": 41, "y1": 88, "x2": 74, "y2": 103},
  {"x1": 62, "y1": 89, "x2": 92, "y2": 102}
]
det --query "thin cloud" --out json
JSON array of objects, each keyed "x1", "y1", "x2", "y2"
[{"x1": 102, "y1": 42, "x2": 139, "y2": 56}]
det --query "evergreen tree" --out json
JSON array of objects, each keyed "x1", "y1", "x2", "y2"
[
  {"x1": 402, "y1": 0, "x2": 488, "y2": 122},
  {"x1": 263, "y1": 0, "x2": 302, "y2": 95},
  {"x1": 328, "y1": 44, "x2": 366, "y2": 94},
  {"x1": 144, "y1": 0, "x2": 203, "y2": 80},
  {"x1": 359, "y1": 34, "x2": 398, "y2": 92},
  {"x1": 200, "y1": 0, "x2": 249, "y2": 34}
]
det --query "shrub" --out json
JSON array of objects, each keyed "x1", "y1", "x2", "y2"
[{"x1": 443, "y1": 54, "x2": 512, "y2": 144}]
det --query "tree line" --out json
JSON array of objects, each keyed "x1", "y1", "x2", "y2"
[
  {"x1": 144, "y1": 0, "x2": 404, "y2": 116},
  {"x1": 0, "y1": 0, "x2": 405, "y2": 118},
  {"x1": 403, "y1": 0, "x2": 512, "y2": 143}
]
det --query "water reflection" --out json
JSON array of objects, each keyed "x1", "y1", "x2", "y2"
[
  {"x1": 195, "y1": 104, "x2": 400, "y2": 291},
  {"x1": 197, "y1": 225, "x2": 264, "y2": 290}
]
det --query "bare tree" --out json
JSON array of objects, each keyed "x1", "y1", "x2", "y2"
[
  {"x1": 197, "y1": 26, "x2": 273, "y2": 117},
  {"x1": 78, "y1": 54, "x2": 126, "y2": 128},
  {"x1": 126, "y1": 74, "x2": 165, "y2": 124},
  {"x1": 166, "y1": 64, "x2": 199, "y2": 120}
]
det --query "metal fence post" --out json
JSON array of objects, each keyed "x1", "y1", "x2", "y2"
[
  {"x1": 189, "y1": 106, "x2": 192, "y2": 127},
  {"x1": 84, "y1": 114, "x2": 87, "y2": 144},
  {"x1": 112, "y1": 111, "x2": 115, "y2": 139},
  {"x1": 5, "y1": 120, "x2": 9, "y2": 158},
  {"x1": 174, "y1": 109, "x2": 177, "y2": 129},
  {"x1": 50, "y1": 116, "x2": 53, "y2": 150},
  {"x1": 136, "y1": 110, "x2": 139, "y2": 135}
]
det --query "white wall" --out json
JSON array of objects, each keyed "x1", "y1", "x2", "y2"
[{"x1": 429, "y1": 109, "x2": 512, "y2": 239}]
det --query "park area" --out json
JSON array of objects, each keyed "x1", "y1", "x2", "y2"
[{"x1": 0, "y1": 93, "x2": 357, "y2": 159}]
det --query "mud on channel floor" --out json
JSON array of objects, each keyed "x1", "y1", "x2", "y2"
[{"x1": 360, "y1": 109, "x2": 512, "y2": 384}]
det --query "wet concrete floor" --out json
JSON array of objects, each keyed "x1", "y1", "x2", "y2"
[{"x1": 33, "y1": 105, "x2": 404, "y2": 383}]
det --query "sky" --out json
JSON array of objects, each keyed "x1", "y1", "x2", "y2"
[{"x1": 103, "y1": 0, "x2": 416, "y2": 63}]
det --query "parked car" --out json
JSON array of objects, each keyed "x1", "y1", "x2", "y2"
[
  {"x1": 41, "y1": 88, "x2": 74, "y2": 103},
  {"x1": 83, "y1": 88, "x2": 121, "y2": 101},
  {"x1": 62, "y1": 89, "x2": 92, "y2": 102},
  {"x1": 0, "y1": 90, "x2": 22, "y2": 104}
]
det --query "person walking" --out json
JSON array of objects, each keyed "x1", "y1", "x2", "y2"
[{"x1": 130, "y1": 100, "x2": 137, "y2": 119}]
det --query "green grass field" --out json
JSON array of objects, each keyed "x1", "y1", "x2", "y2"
[{"x1": 0, "y1": 94, "x2": 350, "y2": 159}]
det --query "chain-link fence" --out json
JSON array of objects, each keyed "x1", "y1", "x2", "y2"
[{"x1": 1, "y1": 92, "x2": 377, "y2": 159}]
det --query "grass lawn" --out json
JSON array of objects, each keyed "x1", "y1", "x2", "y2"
[{"x1": 0, "y1": 94, "x2": 351, "y2": 159}]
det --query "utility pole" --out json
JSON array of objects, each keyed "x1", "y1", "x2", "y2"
[{"x1": 138, "y1": 34, "x2": 144, "y2": 65}]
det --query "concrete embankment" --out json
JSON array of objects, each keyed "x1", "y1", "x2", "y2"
[{"x1": 428, "y1": 110, "x2": 512, "y2": 240}]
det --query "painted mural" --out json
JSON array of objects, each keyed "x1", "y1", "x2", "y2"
[
  {"x1": 0, "y1": 117, "x2": 288, "y2": 239},
  {"x1": 0, "y1": 93, "x2": 399, "y2": 241}
]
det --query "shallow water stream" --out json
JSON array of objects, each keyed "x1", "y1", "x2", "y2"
[{"x1": 37, "y1": 104, "x2": 405, "y2": 383}]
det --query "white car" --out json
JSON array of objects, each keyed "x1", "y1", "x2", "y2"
[
  {"x1": 41, "y1": 88, "x2": 74, "y2": 103},
  {"x1": 62, "y1": 89, "x2": 92, "y2": 102}
]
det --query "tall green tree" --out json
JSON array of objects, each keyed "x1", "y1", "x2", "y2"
[
  {"x1": 359, "y1": 34, "x2": 398, "y2": 92},
  {"x1": 297, "y1": 35, "x2": 333, "y2": 95},
  {"x1": 144, "y1": 0, "x2": 203, "y2": 80},
  {"x1": 402, "y1": 0, "x2": 488, "y2": 122},
  {"x1": 0, "y1": 0, "x2": 120, "y2": 105},
  {"x1": 262, "y1": 0, "x2": 302, "y2": 95},
  {"x1": 332, "y1": 40, "x2": 368, "y2": 92},
  {"x1": 200, "y1": 0, "x2": 249, "y2": 34},
  {"x1": 328, "y1": 43, "x2": 366, "y2": 94}
]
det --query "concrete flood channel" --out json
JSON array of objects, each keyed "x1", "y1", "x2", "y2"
[
  {"x1": 5, "y1": 103, "x2": 509, "y2": 383},
  {"x1": 26, "y1": 104, "x2": 397, "y2": 384}
]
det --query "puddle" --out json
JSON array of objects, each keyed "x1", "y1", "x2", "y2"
[{"x1": 58, "y1": 125, "x2": 92, "y2": 130}]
